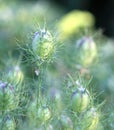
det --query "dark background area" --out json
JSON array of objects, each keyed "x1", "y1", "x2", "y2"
[
  {"x1": 50, "y1": 0, "x2": 114, "y2": 38},
  {"x1": 24, "y1": 0, "x2": 114, "y2": 38}
]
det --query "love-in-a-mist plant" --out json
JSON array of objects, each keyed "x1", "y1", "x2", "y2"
[{"x1": 0, "y1": 1, "x2": 113, "y2": 129}]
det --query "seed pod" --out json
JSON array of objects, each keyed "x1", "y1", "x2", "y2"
[
  {"x1": 82, "y1": 108, "x2": 99, "y2": 130},
  {"x1": 71, "y1": 87, "x2": 90, "y2": 112},
  {"x1": 0, "y1": 81, "x2": 19, "y2": 111},
  {"x1": 76, "y1": 36, "x2": 97, "y2": 67},
  {"x1": 60, "y1": 114, "x2": 73, "y2": 130},
  {"x1": 32, "y1": 29, "x2": 54, "y2": 60}
]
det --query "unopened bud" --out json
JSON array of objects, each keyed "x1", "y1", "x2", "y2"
[
  {"x1": 76, "y1": 36, "x2": 97, "y2": 66},
  {"x1": 71, "y1": 87, "x2": 90, "y2": 112},
  {"x1": 32, "y1": 29, "x2": 54, "y2": 60}
]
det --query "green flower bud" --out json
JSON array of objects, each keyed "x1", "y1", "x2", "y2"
[
  {"x1": 60, "y1": 114, "x2": 73, "y2": 130},
  {"x1": 27, "y1": 101, "x2": 51, "y2": 127},
  {"x1": 71, "y1": 87, "x2": 90, "y2": 112},
  {"x1": 82, "y1": 108, "x2": 99, "y2": 130},
  {"x1": 37, "y1": 106, "x2": 51, "y2": 122},
  {"x1": 0, "y1": 81, "x2": 19, "y2": 111},
  {"x1": 32, "y1": 29, "x2": 54, "y2": 60},
  {"x1": 76, "y1": 36, "x2": 97, "y2": 67},
  {"x1": 7, "y1": 65, "x2": 23, "y2": 84}
]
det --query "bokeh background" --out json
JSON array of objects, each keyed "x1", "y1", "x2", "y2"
[
  {"x1": 51, "y1": 0, "x2": 114, "y2": 37},
  {"x1": 18, "y1": 0, "x2": 114, "y2": 37}
]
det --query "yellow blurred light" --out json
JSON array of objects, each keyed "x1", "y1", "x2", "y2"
[{"x1": 57, "y1": 10, "x2": 95, "y2": 40}]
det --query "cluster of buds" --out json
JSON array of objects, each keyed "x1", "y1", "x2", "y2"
[{"x1": 69, "y1": 79, "x2": 103, "y2": 129}]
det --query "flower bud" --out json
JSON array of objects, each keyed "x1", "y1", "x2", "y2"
[
  {"x1": 13, "y1": 66, "x2": 23, "y2": 83},
  {"x1": 82, "y1": 108, "x2": 99, "y2": 130},
  {"x1": 27, "y1": 101, "x2": 51, "y2": 127},
  {"x1": 60, "y1": 114, "x2": 73, "y2": 130},
  {"x1": 7, "y1": 65, "x2": 24, "y2": 84},
  {"x1": 71, "y1": 87, "x2": 90, "y2": 112},
  {"x1": 32, "y1": 29, "x2": 54, "y2": 60},
  {"x1": 37, "y1": 106, "x2": 51, "y2": 122},
  {"x1": 76, "y1": 36, "x2": 97, "y2": 67},
  {"x1": 0, "y1": 81, "x2": 19, "y2": 111}
]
